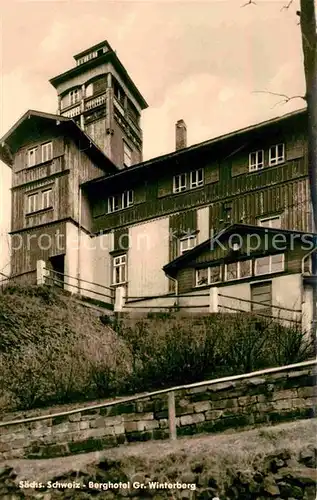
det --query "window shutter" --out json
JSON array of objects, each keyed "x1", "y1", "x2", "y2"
[
  {"x1": 114, "y1": 228, "x2": 129, "y2": 252},
  {"x1": 286, "y1": 138, "x2": 305, "y2": 161},
  {"x1": 204, "y1": 164, "x2": 219, "y2": 184},
  {"x1": 15, "y1": 150, "x2": 26, "y2": 172},
  {"x1": 158, "y1": 178, "x2": 173, "y2": 197},
  {"x1": 53, "y1": 137, "x2": 65, "y2": 158},
  {"x1": 231, "y1": 155, "x2": 248, "y2": 177}
]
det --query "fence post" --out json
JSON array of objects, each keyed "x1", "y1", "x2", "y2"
[
  {"x1": 168, "y1": 391, "x2": 177, "y2": 441},
  {"x1": 36, "y1": 260, "x2": 47, "y2": 285},
  {"x1": 114, "y1": 286, "x2": 126, "y2": 312},
  {"x1": 209, "y1": 286, "x2": 219, "y2": 313}
]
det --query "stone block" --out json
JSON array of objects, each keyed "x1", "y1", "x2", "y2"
[
  {"x1": 237, "y1": 395, "x2": 257, "y2": 406},
  {"x1": 209, "y1": 381, "x2": 236, "y2": 392},
  {"x1": 69, "y1": 413, "x2": 81, "y2": 422},
  {"x1": 272, "y1": 389, "x2": 295, "y2": 401},
  {"x1": 125, "y1": 421, "x2": 144, "y2": 433},
  {"x1": 113, "y1": 424, "x2": 125, "y2": 435},
  {"x1": 79, "y1": 421, "x2": 90, "y2": 430},
  {"x1": 53, "y1": 423, "x2": 69, "y2": 434},
  {"x1": 297, "y1": 386, "x2": 315, "y2": 398},
  {"x1": 159, "y1": 419, "x2": 168, "y2": 428},
  {"x1": 247, "y1": 377, "x2": 266, "y2": 386},
  {"x1": 205, "y1": 410, "x2": 224, "y2": 421},
  {"x1": 124, "y1": 412, "x2": 153, "y2": 422},
  {"x1": 104, "y1": 415, "x2": 123, "y2": 426},
  {"x1": 273, "y1": 399, "x2": 293, "y2": 411},
  {"x1": 143, "y1": 420, "x2": 159, "y2": 431},
  {"x1": 180, "y1": 413, "x2": 205, "y2": 426},
  {"x1": 193, "y1": 401, "x2": 210, "y2": 413}
]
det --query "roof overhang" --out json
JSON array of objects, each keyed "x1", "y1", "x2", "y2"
[
  {"x1": 0, "y1": 110, "x2": 117, "y2": 173},
  {"x1": 49, "y1": 50, "x2": 148, "y2": 110},
  {"x1": 82, "y1": 107, "x2": 307, "y2": 191},
  {"x1": 163, "y1": 224, "x2": 317, "y2": 278}
]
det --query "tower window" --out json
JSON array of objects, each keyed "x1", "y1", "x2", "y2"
[
  {"x1": 27, "y1": 193, "x2": 38, "y2": 213},
  {"x1": 123, "y1": 142, "x2": 132, "y2": 167},
  {"x1": 69, "y1": 89, "x2": 80, "y2": 106},
  {"x1": 113, "y1": 79, "x2": 125, "y2": 107}
]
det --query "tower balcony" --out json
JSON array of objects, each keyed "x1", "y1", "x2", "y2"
[
  {"x1": 60, "y1": 104, "x2": 81, "y2": 119},
  {"x1": 85, "y1": 92, "x2": 107, "y2": 111}
]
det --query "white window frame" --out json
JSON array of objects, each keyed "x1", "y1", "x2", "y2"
[
  {"x1": 27, "y1": 147, "x2": 38, "y2": 167},
  {"x1": 108, "y1": 195, "x2": 121, "y2": 214},
  {"x1": 173, "y1": 173, "x2": 187, "y2": 193},
  {"x1": 255, "y1": 254, "x2": 285, "y2": 276},
  {"x1": 249, "y1": 150, "x2": 264, "y2": 172},
  {"x1": 225, "y1": 260, "x2": 252, "y2": 281},
  {"x1": 27, "y1": 193, "x2": 38, "y2": 213},
  {"x1": 42, "y1": 189, "x2": 53, "y2": 209},
  {"x1": 189, "y1": 168, "x2": 204, "y2": 189},
  {"x1": 258, "y1": 215, "x2": 282, "y2": 229},
  {"x1": 69, "y1": 89, "x2": 80, "y2": 106},
  {"x1": 122, "y1": 190, "x2": 134, "y2": 209},
  {"x1": 41, "y1": 142, "x2": 53, "y2": 163},
  {"x1": 123, "y1": 142, "x2": 132, "y2": 167},
  {"x1": 112, "y1": 254, "x2": 127, "y2": 285},
  {"x1": 179, "y1": 234, "x2": 197, "y2": 254},
  {"x1": 269, "y1": 144, "x2": 285, "y2": 166},
  {"x1": 196, "y1": 268, "x2": 209, "y2": 287}
]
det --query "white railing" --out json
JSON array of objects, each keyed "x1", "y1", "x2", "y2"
[
  {"x1": 85, "y1": 93, "x2": 106, "y2": 111},
  {"x1": 61, "y1": 106, "x2": 81, "y2": 118}
]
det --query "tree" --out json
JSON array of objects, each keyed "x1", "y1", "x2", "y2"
[{"x1": 245, "y1": 0, "x2": 317, "y2": 342}]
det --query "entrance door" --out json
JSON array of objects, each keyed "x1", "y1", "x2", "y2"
[{"x1": 49, "y1": 254, "x2": 65, "y2": 288}]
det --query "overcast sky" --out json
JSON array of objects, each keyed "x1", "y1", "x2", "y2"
[{"x1": 0, "y1": 0, "x2": 307, "y2": 274}]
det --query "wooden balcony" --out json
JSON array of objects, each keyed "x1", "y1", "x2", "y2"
[{"x1": 85, "y1": 93, "x2": 107, "y2": 111}]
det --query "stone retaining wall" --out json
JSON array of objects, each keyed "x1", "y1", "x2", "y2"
[{"x1": 0, "y1": 365, "x2": 315, "y2": 460}]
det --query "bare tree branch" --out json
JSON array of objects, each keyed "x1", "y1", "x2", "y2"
[
  {"x1": 281, "y1": 0, "x2": 294, "y2": 12},
  {"x1": 241, "y1": 0, "x2": 256, "y2": 7},
  {"x1": 252, "y1": 90, "x2": 306, "y2": 106}
]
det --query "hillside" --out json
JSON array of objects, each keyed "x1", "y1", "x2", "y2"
[{"x1": 0, "y1": 285, "x2": 127, "y2": 412}]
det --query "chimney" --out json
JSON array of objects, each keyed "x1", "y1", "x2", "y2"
[{"x1": 175, "y1": 119, "x2": 187, "y2": 150}]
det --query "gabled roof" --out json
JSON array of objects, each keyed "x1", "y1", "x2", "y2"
[
  {"x1": 0, "y1": 110, "x2": 117, "y2": 173},
  {"x1": 82, "y1": 107, "x2": 307, "y2": 190},
  {"x1": 163, "y1": 223, "x2": 316, "y2": 278}
]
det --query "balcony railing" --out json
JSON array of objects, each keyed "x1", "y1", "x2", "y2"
[
  {"x1": 85, "y1": 93, "x2": 107, "y2": 111},
  {"x1": 61, "y1": 106, "x2": 81, "y2": 118}
]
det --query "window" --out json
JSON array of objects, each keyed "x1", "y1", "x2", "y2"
[
  {"x1": 251, "y1": 282, "x2": 272, "y2": 312},
  {"x1": 123, "y1": 142, "x2": 132, "y2": 167},
  {"x1": 196, "y1": 268, "x2": 208, "y2": 286},
  {"x1": 112, "y1": 254, "x2": 127, "y2": 285},
  {"x1": 225, "y1": 260, "x2": 252, "y2": 281},
  {"x1": 269, "y1": 144, "x2": 285, "y2": 166},
  {"x1": 41, "y1": 142, "x2": 52, "y2": 163},
  {"x1": 108, "y1": 191, "x2": 134, "y2": 213},
  {"x1": 258, "y1": 215, "x2": 281, "y2": 229},
  {"x1": 108, "y1": 195, "x2": 120, "y2": 213},
  {"x1": 42, "y1": 189, "x2": 53, "y2": 209},
  {"x1": 27, "y1": 147, "x2": 38, "y2": 167},
  {"x1": 69, "y1": 89, "x2": 80, "y2": 105},
  {"x1": 190, "y1": 169, "x2": 204, "y2": 188},
  {"x1": 122, "y1": 190, "x2": 133, "y2": 209},
  {"x1": 27, "y1": 193, "x2": 38, "y2": 213},
  {"x1": 179, "y1": 235, "x2": 196, "y2": 254},
  {"x1": 210, "y1": 265, "x2": 222, "y2": 284},
  {"x1": 249, "y1": 150, "x2": 264, "y2": 172},
  {"x1": 173, "y1": 174, "x2": 187, "y2": 193},
  {"x1": 113, "y1": 79, "x2": 125, "y2": 107},
  {"x1": 255, "y1": 254, "x2": 284, "y2": 275}
]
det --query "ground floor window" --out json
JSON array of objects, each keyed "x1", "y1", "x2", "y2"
[
  {"x1": 251, "y1": 281, "x2": 272, "y2": 312},
  {"x1": 112, "y1": 254, "x2": 127, "y2": 285}
]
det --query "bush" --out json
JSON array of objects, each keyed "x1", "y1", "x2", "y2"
[{"x1": 0, "y1": 285, "x2": 313, "y2": 412}]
